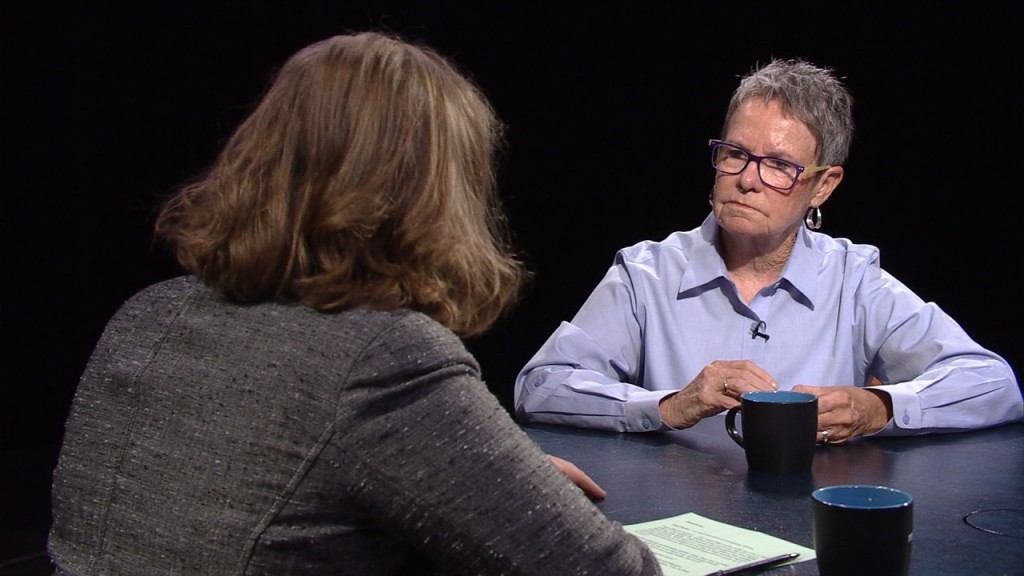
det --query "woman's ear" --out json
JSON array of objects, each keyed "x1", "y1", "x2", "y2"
[{"x1": 812, "y1": 165, "x2": 843, "y2": 206}]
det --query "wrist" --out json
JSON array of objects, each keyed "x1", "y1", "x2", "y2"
[
  {"x1": 864, "y1": 388, "x2": 895, "y2": 432},
  {"x1": 658, "y1": 392, "x2": 699, "y2": 429}
]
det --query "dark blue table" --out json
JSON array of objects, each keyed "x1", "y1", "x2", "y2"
[{"x1": 523, "y1": 417, "x2": 1024, "y2": 575}]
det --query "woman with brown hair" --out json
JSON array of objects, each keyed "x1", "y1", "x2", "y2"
[{"x1": 48, "y1": 32, "x2": 661, "y2": 575}]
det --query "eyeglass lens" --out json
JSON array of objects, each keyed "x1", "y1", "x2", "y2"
[{"x1": 711, "y1": 143, "x2": 800, "y2": 189}]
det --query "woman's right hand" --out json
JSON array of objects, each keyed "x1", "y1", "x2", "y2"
[{"x1": 658, "y1": 359, "x2": 777, "y2": 429}]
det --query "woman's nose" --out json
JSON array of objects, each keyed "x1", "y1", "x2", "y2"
[{"x1": 738, "y1": 158, "x2": 762, "y2": 189}]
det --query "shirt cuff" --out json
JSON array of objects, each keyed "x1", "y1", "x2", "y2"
[
  {"x1": 627, "y1": 391, "x2": 676, "y2": 432},
  {"x1": 872, "y1": 384, "x2": 922, "y2": 433}
]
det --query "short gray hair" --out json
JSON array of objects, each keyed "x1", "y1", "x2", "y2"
[{"x1": 722, "y1": 59, "x2": 854, "y2": 166}]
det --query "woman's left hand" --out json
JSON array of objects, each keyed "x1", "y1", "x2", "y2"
[
  {"x1": 792, "y1": 385, "x2": 894, "y2": 445},
  {"x1": 547, "y1": 455, "x2": 607, "y2": 500}
]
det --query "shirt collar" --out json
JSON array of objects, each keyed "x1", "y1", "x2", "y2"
[
  {"x1": 780, "y1": 225, "x2": 821, "y2": 310},
  {"x1": 677, "y1": 212, "x2": 822, "y2": 310},
  {"x1": 677, "y1": 214, "x2": 730, "y2": 298}
]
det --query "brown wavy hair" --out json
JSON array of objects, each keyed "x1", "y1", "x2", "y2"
[{"x1": 155, "y1": 32, "x2": 527, "y2": 337}]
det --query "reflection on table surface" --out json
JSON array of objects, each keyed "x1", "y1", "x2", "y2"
[{"x1": 523, "y1": 417, "x2": 1024, "y2": 576}]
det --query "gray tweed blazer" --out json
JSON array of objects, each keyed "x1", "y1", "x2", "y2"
[{"x1": 48, "y1": 276, "x2": 660, "y2": 575}]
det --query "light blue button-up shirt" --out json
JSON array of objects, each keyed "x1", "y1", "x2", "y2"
[{"x1": 515, "y1": 213, "x2": 1022, "y2": 434}]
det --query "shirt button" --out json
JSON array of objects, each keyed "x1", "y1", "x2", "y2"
[{"x1": 641, "y1": 418, "x2": 651, "y2": 430}]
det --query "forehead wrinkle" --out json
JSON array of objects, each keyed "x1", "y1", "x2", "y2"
[{"x1": 726, "y1": 100, "x2": 817, "y2": 163}]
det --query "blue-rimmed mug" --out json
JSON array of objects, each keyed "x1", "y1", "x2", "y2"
[
  {"x1": 725, "y1": 390, "x2": 818, "y2": 474},
  {"x1": 812, "y1": 485, "x2": 913, "y2": 576}
]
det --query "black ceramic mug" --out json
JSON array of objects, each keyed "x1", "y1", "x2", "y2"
[
  {"x1": 812, "y1": 485, "x2": 914, "y2": 576},
  {"x1": 725, "y1": 390, "x2": 818, "y2": 474}
]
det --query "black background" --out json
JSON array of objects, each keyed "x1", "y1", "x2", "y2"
[{"x1": 3, "y1": 0, "x2": 1022, "y2": 564}]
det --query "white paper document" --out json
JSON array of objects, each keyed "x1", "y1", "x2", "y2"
[{"x1": 625, "y1": 512, "x2": 815, "y2": 575}]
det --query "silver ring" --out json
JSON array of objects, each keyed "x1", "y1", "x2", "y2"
[
  {"x1": 723, "y1": 380, "x2": 729, "y2": 393},
  {"x1": 821, "y1": 429, "x2": 830, "y2": 444}
]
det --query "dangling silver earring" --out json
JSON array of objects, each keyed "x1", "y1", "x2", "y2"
[{"x1": 805, "y1": 206, "x2": 822, "y2": 230}]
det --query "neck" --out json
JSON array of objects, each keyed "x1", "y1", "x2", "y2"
[{"x1": 721, "y1": 227, "x2": 798, "y2": 282}]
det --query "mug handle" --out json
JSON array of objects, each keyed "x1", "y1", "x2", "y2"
[{"x1": 725, "y1": 406, "x2": 744, "y2": 447}]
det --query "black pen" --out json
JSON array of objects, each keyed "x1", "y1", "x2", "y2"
[{"x1": 704, "y1": 552, "x2": 800, "y2": 576}]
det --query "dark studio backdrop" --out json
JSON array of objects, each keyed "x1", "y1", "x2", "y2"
[{"x1": 3, "y1": 0, "x2": 1022, "y2": 566}]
